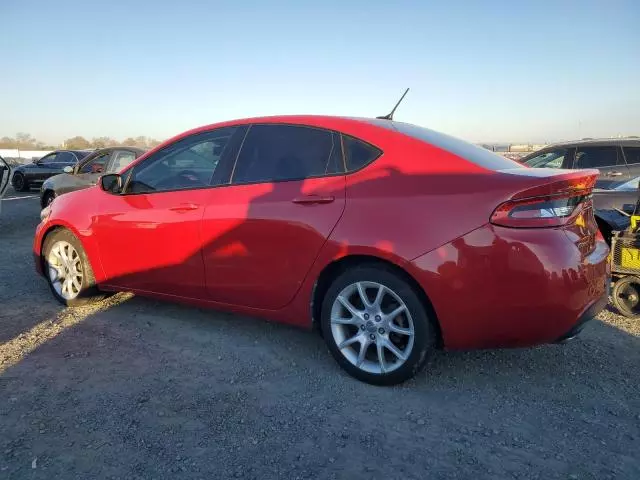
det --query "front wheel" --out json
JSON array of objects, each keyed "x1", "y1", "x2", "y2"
[
  {"x1": 12, "y1": 173, "x2": 28, "y2": 192},
  {"x1": 320, "y1": 265, "x2": 436, "y2": 385},
  {"x1": 42, "y1": 229, "x2": 107, "y2": 307},
  {"x1": 611, "y1": 276, "x2": 640, "y2": 319}
]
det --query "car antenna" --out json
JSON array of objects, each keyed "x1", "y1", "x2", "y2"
[{"x1": 376, "y1": 88, "x2": 410, "y2": 120}]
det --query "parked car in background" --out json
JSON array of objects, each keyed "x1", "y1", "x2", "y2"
[
  {"x1": 34, "y1": 115, "x2": 609, "y2": 385},
  {"x1": 0, "y1": 155, "x2": 10, "y2": 215},
  {"x1": 40, "y1": 147, "x2": 146, "y2": 207},
  {"x1": 521, "y1": 139, "x2": 640, "y2": 189},
  {"x1": 11, "y1": 149, "x2": 93, "y2": 192}
]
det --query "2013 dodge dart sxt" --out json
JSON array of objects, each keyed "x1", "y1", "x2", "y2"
[{"x1": 34, "y1": 115, "x2": 610, "y2": 385}]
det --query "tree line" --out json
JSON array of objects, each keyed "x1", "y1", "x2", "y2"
[{"x1": 0, "y1": 133, "x2": 162, "y2": 151}]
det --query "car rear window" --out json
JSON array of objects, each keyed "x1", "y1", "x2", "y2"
[{"x1": 367, "y1": 119, "x2": 521, "y2": 171}]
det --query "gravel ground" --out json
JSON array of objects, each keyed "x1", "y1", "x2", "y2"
[{"x1": 1, "y1": 189, "x2": 639, "y2": 480}]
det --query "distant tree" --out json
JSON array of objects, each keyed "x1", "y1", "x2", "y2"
[
  {"x1": 122, "y1": 137, "x2": 137, "y2": 147},
  {"x1": 16, "y1": 132, "x2": 37, "y2": 149},
  {"x1": 64, "y1": 136, "x2": 91, "y2": 149},
  {"x1": 147, "y1": 138, "x2": 161, "y2": 148},
  {"x1": 0, "y1": 136, "x2": 15, "y2": 148},
  {"x1": 91, "y1": 136, "x2": 118, "y2": 148}
]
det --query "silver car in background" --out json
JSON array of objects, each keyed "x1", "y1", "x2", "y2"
[{"x1": 40, "y1": 146, "x2": 145, "y2": 207}]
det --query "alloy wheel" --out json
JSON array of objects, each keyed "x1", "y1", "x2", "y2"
[
  {"x1": 47, "y1": 240, "x2": 84, "y2": 300},
  {"x1": 330, "y1": 281, "x2": 415, "y2": 374}
]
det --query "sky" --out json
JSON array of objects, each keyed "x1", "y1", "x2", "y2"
[{"x1": 0, "y1": 0, "x2": 638, "y2": 145}]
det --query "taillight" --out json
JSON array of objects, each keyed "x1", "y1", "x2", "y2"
[
  {"x1": 491, "y1": 194, "x2": 589, "y2": 228},
  {"x1": 490, "y1": 171, "x2": 598, "y2": 228}
]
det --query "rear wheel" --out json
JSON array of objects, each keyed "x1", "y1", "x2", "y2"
[
  {"x1": 612, "y1": 276, "x2": 640, "y2": 319},
  {"x1": 43, "y1": 229, "x2": 106, "y2": 307},
  {"x1": 320, "y1": 265, "x2": 436, "y2": 385},
  {"x1": 12, "y1": 173, "x2": 28, "y2": 192}
]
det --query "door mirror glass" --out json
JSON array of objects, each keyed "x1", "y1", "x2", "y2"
[
  {"x1": 63, "y1": 166, "x2": 73, "y2": 174},
  {"x1": 100, "y1": 174, "x2": 122, "y2": 194}
]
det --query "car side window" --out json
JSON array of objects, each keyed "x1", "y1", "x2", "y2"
[
  {"x1": 80, "y1": 152, "x2": 111, "y2": 174},
  {"x1": 55, "y1": 152, "x2": 77, "y2": 165},
  {"x1": 107, "y1": 150, "x2": 137, "y2": 173},
  {"x1": 342, "y1": 135, "x2": 382, "y2": 172},
  {"x1": 523, "y1": 149, "x2": 568, "y2": 168},
  {"x1": 126, "y1": 127, "x2": 237, "y2": 194},
  {"x1": 623, "y1": 147, "x2": 640, "y2": 165},
  {"x1": 574, "y1": 146, "x2": 621, "y2": 168},
  {"x1": 39, "y1": 153, "x2": 57, "y2": 165},
  {"x1": 231, "y1": 124, "x2": 340, "y2": 184}
]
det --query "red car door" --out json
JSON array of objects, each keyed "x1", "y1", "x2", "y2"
[
  {"x1": 201, "y1": 124, "x2": 346, "y2": 310},
  {"x1": 93, "y1": 127, "x2": 245, "y2": 298}
]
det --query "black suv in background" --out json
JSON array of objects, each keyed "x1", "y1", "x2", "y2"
[
  {"x1": 521, "y1": 139, "x2": 640, "y2": 189},
  {"x1": 11, "y1": 149, "x2": 93, "y2": 192}
]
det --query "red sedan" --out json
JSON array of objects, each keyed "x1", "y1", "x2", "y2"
[{"x1": 34, "y1": 116, "x2": 610, "y2": 385}]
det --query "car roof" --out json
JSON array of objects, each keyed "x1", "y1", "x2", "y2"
[
  {"x1": 163, "y1": 115, "x2": 409, "y2": 148},
  {"x1": 542, "y1": 138, "x2": 640, "y2": 149}
]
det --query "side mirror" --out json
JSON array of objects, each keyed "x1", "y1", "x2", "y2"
[
  {"x1": 32, "y1": 158, "x2": 40, "y2": 164},
  {"x1": 63, "y1": 166, "x2": 73, "y2": 174},
  {"x1": 100, "y1": 174, "x2": 122, "y2": 194}
]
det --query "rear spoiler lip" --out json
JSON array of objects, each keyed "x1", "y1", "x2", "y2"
[{"x1": 496, "y1": 167, "x2": 600, "y2": 202}]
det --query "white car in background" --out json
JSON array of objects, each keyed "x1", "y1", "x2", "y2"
[{"x1": 0, "y1": 155, "x2": 10, "y2": 215}]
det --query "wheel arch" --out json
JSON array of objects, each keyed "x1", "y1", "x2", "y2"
[
  {"x1": 38, "y1": 221, "x2": 103, "y2": 281},
  {"x1": 40, "y1": 189, "x2": 55, "y2": 208},
  {"x1": 310, "y1": 254, "x2": 443, "y2": 347}
]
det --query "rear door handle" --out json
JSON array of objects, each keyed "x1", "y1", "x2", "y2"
[
  {"x1": 169, "y1": 203, "x2": 200, "y2": 212},
  {"x1": 607, "y1": 171, "x2": 623, "y2": 177},
  {"x1": 292, "y1": 195, "x2": 335, "y2": 205}
]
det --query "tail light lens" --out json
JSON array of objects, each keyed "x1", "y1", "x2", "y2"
[{"x1": 491, "y1": 194, "x2": 589, "y2": 228}]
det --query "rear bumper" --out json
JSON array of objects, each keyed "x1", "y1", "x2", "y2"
[
  {"x1": 411, "y1": 223, "x2": 610, "y2": 350},
  {"x1": 554, "y1": 291, "x2": 608, "y2": 343}
]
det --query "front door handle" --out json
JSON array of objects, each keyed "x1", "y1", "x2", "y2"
[
  {"x1": 169, "y1": 203, "x2": 200, "y2": 212},
  {"x1": 292, "y1": 195, "x2": 335, "y2": 205},
  {"x1": 607, "y1": 171, "x2": 623, "y2": 177}
]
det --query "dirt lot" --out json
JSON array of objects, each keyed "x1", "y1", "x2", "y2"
[{"x1": 1, "y1": 189, "x2": 639, "y2": 479}]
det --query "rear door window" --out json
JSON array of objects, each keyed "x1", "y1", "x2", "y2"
[
  {"x1": 623, "y1": 147, "x2": 640, "y2": 165},
  {"x1": 231, "y1": 124, "x2": 340, "y2": 184},
  {"x1": 574, "y1": 146, "x2": 622, "y2": 168}
]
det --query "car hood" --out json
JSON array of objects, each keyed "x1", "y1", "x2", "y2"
[{"x1": 19, "y1": 163, "x2": 38, "y2": 170}]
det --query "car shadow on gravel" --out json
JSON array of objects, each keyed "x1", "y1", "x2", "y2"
[{"x1": 1, "y1": 295, "x2": 639, "y2": 479}]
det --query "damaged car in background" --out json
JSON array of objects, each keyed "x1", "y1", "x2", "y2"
[{"x1": 40, "y1": 146, "x2": 145, "y2": 207}]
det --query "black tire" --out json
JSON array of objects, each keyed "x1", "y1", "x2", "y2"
[
  {"x1": 320, "y1": 264, "x2": 436, "y2": 386},
  {"x1": 611, "y1": 276, "x2": 640, "y2": 319},
  {"x1": 42, "y1": 228, "x2": 107, "y2": 307},
  {"x1": 41, "y1": 190, "x2": 56, "y2": 208},
  {"x1": 12, "y1": 172, "x2": 28, "y2": 192}
]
